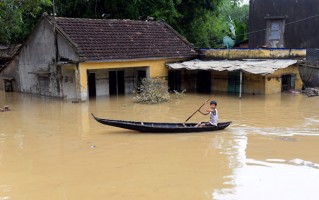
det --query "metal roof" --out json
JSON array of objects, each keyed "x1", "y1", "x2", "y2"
[{"x1": 167, "y1": 59, "x2": 298, "y2": 75}]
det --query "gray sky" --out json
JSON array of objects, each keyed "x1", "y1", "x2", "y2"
[{"x1": 242, "y1": 0, "x2": 249, "y2": 4}]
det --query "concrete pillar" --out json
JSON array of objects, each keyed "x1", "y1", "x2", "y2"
[{"x1": 75, "y1": 65, "x2": 88, "y2": 101}]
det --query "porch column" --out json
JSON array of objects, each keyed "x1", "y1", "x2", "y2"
[
  {"x1": 75, "y1": 65, "x2": 88, "y2": 101},
  {"x1": 239, "y1": 70, "x2": 243, "y2": 99}
]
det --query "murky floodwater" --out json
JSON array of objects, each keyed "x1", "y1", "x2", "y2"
[{"x1": 0, "y1": 91, "x2": 319, "y2": 200}]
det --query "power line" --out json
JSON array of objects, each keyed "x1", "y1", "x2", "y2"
[
  {"x1": 236, "y1": 13, "x2": 319, "y2": 37},
  {"x1": 197, "y1": 13, "x2": 319, "y2": 45}
]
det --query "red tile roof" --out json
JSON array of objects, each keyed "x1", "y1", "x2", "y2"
[{"x1": 54, "y1": 17, "x2": 197, "y2": 61}]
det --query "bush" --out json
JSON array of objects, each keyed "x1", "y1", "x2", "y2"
[{"x1": 133, "y1": 78, "x2": 170, "y2": 104}]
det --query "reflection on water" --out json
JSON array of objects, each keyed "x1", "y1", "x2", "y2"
[{"x1": 0, "y1": 91, "x2": 319, "y2": 199}]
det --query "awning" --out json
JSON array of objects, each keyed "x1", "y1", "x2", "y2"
[{"x1": 167, "y1": 59, "x2": 298, "y2": 75}]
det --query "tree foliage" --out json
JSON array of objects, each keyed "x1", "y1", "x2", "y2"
[
  {"x1": 0, "y1": 0, "x2": 51, "y2": 44},
  {"x1": 0, "y1": 0, "x2": 249, "y2": 48}
]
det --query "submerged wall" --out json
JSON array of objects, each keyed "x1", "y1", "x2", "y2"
[
  {"x1": 75, "y1": 58, "x2": 183, "y2": 100},
  {"x1": 179, "y1": 65, "x2": 301, "y2": 95},
  {"x1": 212, "y1": 71, "x2": 228, "y2": 92},
  {"x1": 3, "y1": 17, "x2": 80, "y2": 98},
  {"x1": 265, "y1": 65, "x2": 303, "y2": 94}
]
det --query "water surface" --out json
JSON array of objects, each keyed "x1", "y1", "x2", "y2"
[{"x1": 0, "y1": 92, "x2": 319, "y2": 200}]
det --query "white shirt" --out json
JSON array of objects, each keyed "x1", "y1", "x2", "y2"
[{"x1": 209, "y1": 109, "x2": 218, "y2": 126}]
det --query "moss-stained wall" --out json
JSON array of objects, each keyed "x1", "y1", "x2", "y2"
[
  {"x1": 265, "y1": 64, "x2": 303, "y2": 94},
  {"x1": 211, "y1": 72, "x2": 265, "y2": 94},
  {"x1": 244, "y1": 74, "x2": 265, "y2": 94},
  {"x1": 202, "y1": 49, "x2": 306, "y2": 60},
  {"x1": 212, "y1": 71, "x2": 228, "y2": 92},
  {"x1": 209, "y1": 65, "x2": 301, "y2": 95}
]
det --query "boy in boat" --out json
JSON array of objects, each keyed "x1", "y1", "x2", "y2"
[{"x1": 195, "y1": 100, "x2": 218, "y2": 127}]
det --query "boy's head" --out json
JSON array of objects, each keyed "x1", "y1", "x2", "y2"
[{"x1": 210, "y1": 100, "x2": 217, "y2": 109}]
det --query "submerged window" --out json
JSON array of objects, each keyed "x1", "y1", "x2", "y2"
[{"x1": 38, "y1": 76, "x2": 50, "y2": 95}]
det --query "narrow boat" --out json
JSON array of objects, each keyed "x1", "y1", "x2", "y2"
[{"x1": 92, "y1": 114, "x2": 231, "y2": 133}]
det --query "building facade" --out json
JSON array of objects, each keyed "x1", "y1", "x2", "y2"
[
  {"x1": 0, "y1": 13, "x2": 197, "y2": 100},
  {"x1": 167, "y1": 49, "x2": 305, "y2": 97},
  {"x1": 249, "y1": 0, "x2": 319, "y2": 48}
]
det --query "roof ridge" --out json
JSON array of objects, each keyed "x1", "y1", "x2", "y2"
[
  {"x1": 55, "y1": 17, "x2": 162, "y2": 23},
  {"x1": 45, "y1": 13, "x2": 197, "y2": 61}
]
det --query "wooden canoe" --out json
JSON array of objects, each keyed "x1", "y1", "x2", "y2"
[{"x1": 92, "y1": 114, "x2": 231, "y2": 133}]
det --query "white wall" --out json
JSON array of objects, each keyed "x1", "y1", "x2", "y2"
[
  {"x1": 15, "y1": 17, "x2": 79, "y2": 97},
  {"x1": 62, "y1": 69, "x2": 76, "y2": 99},
  {"x1": 95, "y1": 70, "x2": 109, "y2": 96}
]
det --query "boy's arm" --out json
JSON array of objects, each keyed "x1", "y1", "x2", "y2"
[
  {"x1": 198, "y1": 110, "x2": 210, "y2": 115},
  {"x1": 198, "y1": 100, "x2": 212, "y2": 115}
]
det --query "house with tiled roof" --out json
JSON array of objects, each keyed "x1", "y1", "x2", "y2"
[
  {"x1": 0, "y1": 13, "x2": 197, "y2": 100},
  {"x1": 0, "y1": 44, "x2": 21, "y2": 91}
]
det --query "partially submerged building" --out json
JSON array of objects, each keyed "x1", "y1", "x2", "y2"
[
  {"x1": 0, "y1": 13, "x2": 197, "y2": 100},
  {"x1": 249, "y1": 0, "x2": 319, "y2": 87},
  {"x1": 0, "y1": 44, "x2": 21, "y2": 92},
  {"x1": 167, "y1": 49, "x2": 305, "y2": 97}
]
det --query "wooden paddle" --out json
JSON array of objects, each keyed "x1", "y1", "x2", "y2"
[{"x1": 183, "y1": 97, "x2": 213, "y2": 125}]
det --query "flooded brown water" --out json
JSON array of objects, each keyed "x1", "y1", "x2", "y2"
[{"x1": 0, "y1": 91, "x2": 319, "y2": 200}]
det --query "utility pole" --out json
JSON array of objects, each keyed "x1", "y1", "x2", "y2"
[
  {"x1": 52, "y1": 0, "x2": 61, "y2": 94},
  {"x1": 52, "y1": 0, "x2": 58, "y2": 63}
]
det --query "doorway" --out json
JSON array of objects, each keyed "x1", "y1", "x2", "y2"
[
  {"x1": 196, "y1": 70, "x2": 211, "y2": 93},
  {"x1": 88, "y1": 72, "x2": 96, "y2": 97},
  {"x1": 282, "y1": 74, "x2": 295, "y2": 91},
  {"x1": 109, "y1": 70, "x2": 125, "y2": 95},
  {"x1": 4, "y1": 80, "x2": 13, "y2": 92},
  {"x1": 137, "y1": 70, "x2": 146, "y2": 85},
  {"x1": 168, "y1": 70, "x2": 182, "y2": 92}
]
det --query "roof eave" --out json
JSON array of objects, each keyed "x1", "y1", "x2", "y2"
[
  {"x1": 78, "y1": 55, "x2": 198, "y2": 63},
  {"x1": 161, "y1": 22, "x2": 196, "y2": 49},
  {"x1": 44, "y1": 15, "x2": 80, "y2": 53}
]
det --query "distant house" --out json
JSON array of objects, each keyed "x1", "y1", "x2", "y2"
[
  {"x1": 249, "y1": 0, "x2": 319, "y2": 48},
  {"x1": 0, "y1": 44, "x2": 21, "y2": 92},
  {"x1": 168, "y1": 49, "x2": 305, "y2": 97},
  {"x1": 0, "y1": 13, "x2": 197, "y2": 100}
]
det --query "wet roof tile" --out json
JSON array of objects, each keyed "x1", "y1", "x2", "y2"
[{"x1": 55, "y1": 17, "x2": 197, "y2": 61}]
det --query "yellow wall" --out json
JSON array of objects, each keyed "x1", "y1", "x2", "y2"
[
  {"x1": 211, "y1": 72, "x2": 265, "y2": 94},
  {"x1": 265, "y1": 64, "x2": 303, "y2": 94},
  {"x1": 73, "y1": 58, "x2": 183, "y2": 100},
  {"x1": 210, "y1": 65, "x2": 302, "y2": 95},
  {"x1": 204, "y1": 49, "x2": 306, "y2": 60},
  {"x1": 212, "y1": 71, "x2": 228, "y2": 92},
  {"x1": 244, "y1": 74, "x2": 265, "y2": 94}
]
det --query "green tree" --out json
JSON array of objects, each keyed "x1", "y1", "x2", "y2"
[
  {"x1": 213, "y1": 0, "x2": 249, "y2": 46},
  {"x1": 0, "y1": 0, "x2": 248, "y2": 49},
  {"x1": 0, "y1": 0, "x2": 51, "y2": 44}
]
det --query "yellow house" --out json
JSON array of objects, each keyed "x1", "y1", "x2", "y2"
[
  {"x1": 0, "y1": 14, "x2": 197, "y2": 100},
  {"x1": 167, "y1": 49, "x2": 305, "y2": 97}
]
